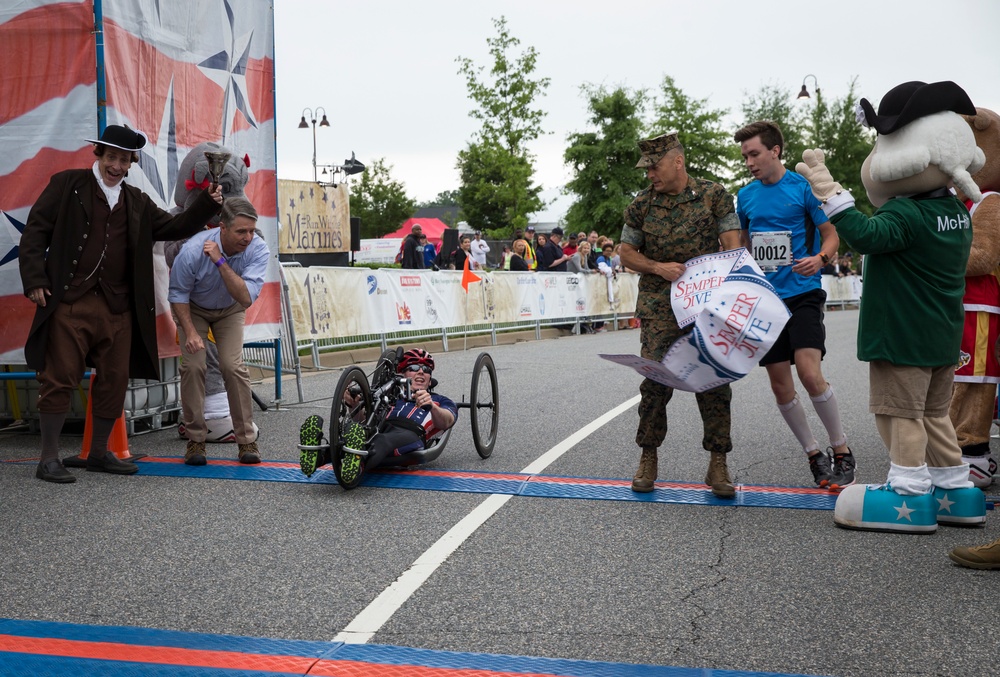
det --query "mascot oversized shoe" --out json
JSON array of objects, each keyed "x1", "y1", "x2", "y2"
[
  {"x1": 834, "y1": 484, "x2": 937, "y2": 534},
  {"x1": 933, "y1": 486, "x2": 987, "y2": 526}
]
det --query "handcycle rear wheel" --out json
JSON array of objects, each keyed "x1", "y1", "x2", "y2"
[
  {"x1": 470, "y1": 352, "x2": 499, "y2": 459},
  {"x1": 330, "y1": 366, "x2": 373, "y2": 488}
]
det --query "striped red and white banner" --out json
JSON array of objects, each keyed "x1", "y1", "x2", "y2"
[{"x1": 0, "y1": 0, "x2": 279, "y2": 364}]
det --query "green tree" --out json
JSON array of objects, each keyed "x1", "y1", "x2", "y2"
[
  {"x1": 417, "y1": 190, "x2": 460, "y2": 208},
  {"x1": 563, "y1": 84, "x2": 647, "y2": 238},
  {"x1": 802, "y1": 78, "x2": 876, "y2": 216},
  {"x1": 416, "y1": 189, "x2": 462, "y2": 227},
  {"x1": 348, "y1": 158, "x2": 416, "y2": 238},
  {"x1": 648, "y1": 75, "x2": 736, "y2": 187},
  {"x1": 456, "y1": 139, "x2": 539, "y2": 232},
  {"x1": 455, "y1": 16, "x2": 549, "y2": 235}
]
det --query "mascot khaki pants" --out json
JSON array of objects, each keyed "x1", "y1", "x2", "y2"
[
  {"x1": 870, "y1": 361, "x2": 967, "y2": 494},
  {"x1": 635, "y1": 316, "x2": 732, "y2": 454},
  {"x1": 178, "y1": 302, "x2": 255, "y2": 444}
]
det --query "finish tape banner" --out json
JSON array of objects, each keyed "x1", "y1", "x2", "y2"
[
  {"x1": 282, "y1": 267, "x2": 638, "y2": 338},
  {"x1": 600, "y1": 248, "x2": 789, "y2": 392}
]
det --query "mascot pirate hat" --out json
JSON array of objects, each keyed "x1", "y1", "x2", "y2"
[{"x1": 859, "y1": 81, "x2": 976, "y2": 135}]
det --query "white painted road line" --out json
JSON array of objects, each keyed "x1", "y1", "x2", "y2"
[{"x1": 332, "y1": 394, "x2": 641, "y2": 644}]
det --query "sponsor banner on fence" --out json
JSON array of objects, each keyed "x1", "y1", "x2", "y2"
[
  {"x1": 277, "y1": 180, "x2": 350, "y2": 255},
  {"x1": 822, "y1": 274, "x2": 863, "y2": 304},
  {"x1": 281, "y1": 267, "x2": 638, "y2": 340},
  {"x1": 602, "y1": 250, "x2": 789, "y2": 392}
]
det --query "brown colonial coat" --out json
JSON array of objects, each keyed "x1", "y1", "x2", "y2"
[{"x1": 18, "y1": 168, "x2": 219, "y2": 380}]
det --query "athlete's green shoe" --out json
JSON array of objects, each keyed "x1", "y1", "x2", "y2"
[
  {"x1": 338, "y1": 422, "x2": 367, "y2": 489},
  {"x1": 339, "y1": 451, "x2": 364, "y2": 489},
  {"x1": 343, "y1": 421, "x2": 368, "y2": 452},
  {"x1": 298, "y1": 415, "x2": 327, "y2": 477}
]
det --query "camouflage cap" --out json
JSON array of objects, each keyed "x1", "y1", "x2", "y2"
[{"x1": 635, "y1": 132, "x2": 680, "y2": 168}]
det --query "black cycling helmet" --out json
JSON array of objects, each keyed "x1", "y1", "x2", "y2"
[{"x1": 397, "y1": 348, "x2": 435, "y2": 373}]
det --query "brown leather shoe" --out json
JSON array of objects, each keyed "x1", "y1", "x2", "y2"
[
  {"x1": 238, "y1": 441, "x2": 261, "y2": 464},
  {"x1": 36, "y1": 459, "x2": 76, "y2": 483},
  {"x1": 631, "y1": 447, "x2": 658, "y2": 493},
  {"x1": 705, "y1": 451, "x2": 735, "y2": 498},
  {"x1": 949, "y1": 537, "x2": 1000, "y2": 570}
]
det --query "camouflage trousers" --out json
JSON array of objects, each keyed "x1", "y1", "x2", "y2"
[{"x1": 635, "y1": 316, "x2": 733, "y2": 454}]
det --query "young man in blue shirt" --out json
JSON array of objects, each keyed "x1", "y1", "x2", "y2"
[{"x1": 734, "y1": 121, "x2": 856, "y2": 490}]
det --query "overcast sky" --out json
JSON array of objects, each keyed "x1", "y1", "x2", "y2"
[{"x1": 273, "y1": 0, "x2": 1000, "y2": 220}]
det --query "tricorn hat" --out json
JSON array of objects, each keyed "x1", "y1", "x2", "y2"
[
  {"x1": 86, "y1": 124, "x2": 147, "y2": 152},
  {"x1": 859, "y1": 81, "x2": 976, "y2": 135}
]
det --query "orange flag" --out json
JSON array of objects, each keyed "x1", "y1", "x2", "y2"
[{"x1": 461, "y1": 256, "x2": 481, "y2": 293}]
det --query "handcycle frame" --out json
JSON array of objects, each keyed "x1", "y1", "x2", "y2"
[{"x1": 310, "y1": 349, "x2": 499, "y2": 488}]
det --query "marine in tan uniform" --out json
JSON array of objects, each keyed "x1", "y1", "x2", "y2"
[{"x1": 619, "y1": 133, "x2": 743, "y2": 497}]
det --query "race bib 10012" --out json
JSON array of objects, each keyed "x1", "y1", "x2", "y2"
[{"x1": 750, "y1": 231, "x2": 792, "y2": 271}]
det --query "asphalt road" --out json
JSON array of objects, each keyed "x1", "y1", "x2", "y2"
[{"x1": 1, "y1": 308, "x2": 998, "y2": 677}]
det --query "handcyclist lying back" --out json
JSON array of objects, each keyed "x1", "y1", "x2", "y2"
[{"x1": 300, "y1": 348, "x2": 458, "y2": 488}]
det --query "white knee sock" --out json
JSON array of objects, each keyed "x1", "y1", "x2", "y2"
[
  {"x1": 810, "y1": 385, "x2": 847, "y2": 449},
  {"x1": 778, "y1": 395, "x2": 819, "y2": 454}
]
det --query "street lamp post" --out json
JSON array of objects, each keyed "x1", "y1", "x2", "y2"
[
  {"x1": 798, "y1": 74, "x2": 820, "y2": 100},
  {"x1": 298, "y1": 106, "x2": 330, "y2": 182}
]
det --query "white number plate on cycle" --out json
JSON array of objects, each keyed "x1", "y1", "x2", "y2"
[{"x1": 751, "y1": 231, "x2": 792, "y2": 271}]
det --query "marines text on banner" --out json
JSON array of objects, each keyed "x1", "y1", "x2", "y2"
[
  {"x1": 281, "y1": 268, "x2": 638, "y2": 338},
  {"x1": 0, "y1": 0, "x2": 281, "y2": 364},
  {"x1": 277, "y1": 180, "x2": 350, "y2": 255}
]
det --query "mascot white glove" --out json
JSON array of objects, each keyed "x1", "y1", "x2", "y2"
[{"x1": 796, "y1": 149, "x2": 855, "y2": 218}]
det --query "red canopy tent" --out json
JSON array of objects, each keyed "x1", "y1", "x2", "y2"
[{"x1": 385, "y1": 218, "x2": 451, "y2": 246}]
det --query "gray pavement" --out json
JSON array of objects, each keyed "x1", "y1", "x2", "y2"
[{"x1": 1, "y1": 308, "x2": 998, "y2": 677}]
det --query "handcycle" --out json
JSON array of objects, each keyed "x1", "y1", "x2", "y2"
[{"x1": 298, "y1": 348, "x2": 499, "y2": 489}]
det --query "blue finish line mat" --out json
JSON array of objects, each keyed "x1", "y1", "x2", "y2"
[
  {"x1": 4, "y1": 455, "x2": 848, "y2": 511},
  {"x1": 9, "y1": 456, "x2": 996, "y2": 512},
  {"x1": 0, "y1": 618, "x2": 826, "y2": 676}
]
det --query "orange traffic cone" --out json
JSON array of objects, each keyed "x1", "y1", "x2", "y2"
[{"x1": 62, "y1": 373, "x2": 144, "y2": 467}]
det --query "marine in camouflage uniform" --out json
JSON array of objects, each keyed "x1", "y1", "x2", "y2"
[{"x1": 619, "y1": 132, "x2": 742, "y2": 497}]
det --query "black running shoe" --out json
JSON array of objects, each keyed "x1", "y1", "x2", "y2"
[
  {"x1": 299, "y1": 415, "x2": 325, "y2": 477},
  {"x1": 808, "y1": 450, "x2": 834, "y2": 487},
  {"x1": 828, "y1": 449, "x2": 857, "y2": 492}
]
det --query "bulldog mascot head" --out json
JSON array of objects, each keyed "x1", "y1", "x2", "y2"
[
  {"x1": 797, "y1": 81, "x2": 988, "y2": 534},
  {"x1": 944, "y1": 107, "x2": 1000, "y2": 491}
]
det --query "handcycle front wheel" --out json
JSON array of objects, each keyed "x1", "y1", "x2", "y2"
[
  {"x1": 370, "y1": 348, "x2": 401, "y2": 390},
  {"x1": 470, "y1": 352, "x2": 499, "y2": 459},
  {"x1": 330, "y1": 366, "x2": 373, "y2": 489}
]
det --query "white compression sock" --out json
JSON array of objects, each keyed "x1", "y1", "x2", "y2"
[
  {"x1": 810, "y1": 385, "x2": 847, "y2": 449},
  {"x1": 777, "y1": 395, "x2": 819, "y2": 454}
]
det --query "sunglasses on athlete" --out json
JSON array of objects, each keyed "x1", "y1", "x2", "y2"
[{"x1": 404, "y1": 365, "x2": 432, "y2": 374}]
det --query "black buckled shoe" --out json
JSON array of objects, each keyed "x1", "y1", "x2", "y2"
[
  {"x1": 86, "y1": 451, "x2": 139, "y2": 475},
  {"x1": 36, "y1": 459, "x2": 76, "y2": 483}
]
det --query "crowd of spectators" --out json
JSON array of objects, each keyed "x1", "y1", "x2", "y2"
[{"x1": 821, "y1": 251, "x2": 862, "y2": 277}]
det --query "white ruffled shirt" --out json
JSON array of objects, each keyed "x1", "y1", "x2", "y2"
[{"x1": 91, "y1": 161, "x2": 123, "y2": 208}]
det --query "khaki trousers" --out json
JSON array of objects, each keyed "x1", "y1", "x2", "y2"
[{"x1": 177, "y1": 302, "x2": 255, "y2": 444}]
